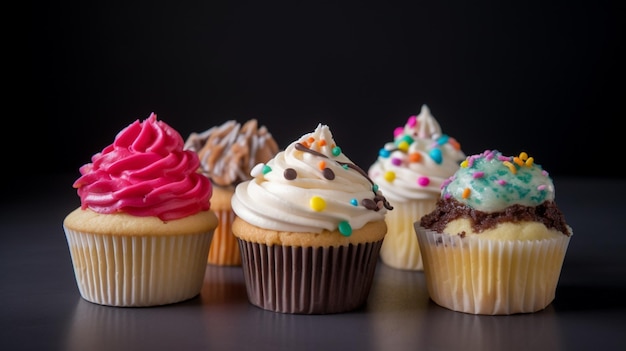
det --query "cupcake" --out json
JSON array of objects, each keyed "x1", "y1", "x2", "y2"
[
  {"x1": 184, "y1": 119, "x2": 279, "y2": 266},
  {"x1": 231, "y1": 123, "x2": 393, "y2": 314},
  {"x1": 63, "y1": 112, "x2": 218, "y2": 307},
  {"x1": 368, "y1": 104, "x2": 465, "y2": 271},
  {"x1": 415, "y1": 149, "x2": 573, "y2": 315}
]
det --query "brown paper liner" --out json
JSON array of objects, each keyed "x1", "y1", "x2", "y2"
[
  {"x1": 207, "y1": 209, "x2": 241, "y2": 266},
  {"x1": 415, "y1": 224, "x2": 572, "y2": 315},
  {"x1": 237, "y1": 239, "x2": 383, "y2": 314}
]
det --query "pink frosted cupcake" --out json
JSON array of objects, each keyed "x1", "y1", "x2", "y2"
[{"x1": 63, "y1": 113, "x2": 218, "y2": 307}]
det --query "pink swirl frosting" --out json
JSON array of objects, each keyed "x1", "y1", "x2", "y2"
[{"x1": 74, "y1": 112, "x2": 212, "y2": 221}]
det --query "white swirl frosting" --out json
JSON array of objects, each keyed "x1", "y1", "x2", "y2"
[
  {"x1": 368, "y1": 105, "x2": 466, "y2": 202},
  {"x1": 231, "y1": 124, "x2": 391, "y2": 235}
]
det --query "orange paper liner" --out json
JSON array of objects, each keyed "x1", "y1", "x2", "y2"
[{"x1": 207, "y1": 209, "x2": 241, "y2": 266}]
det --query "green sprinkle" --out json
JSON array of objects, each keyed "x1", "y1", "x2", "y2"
[
  {"x1": 395, "y1": 135, "x2": 414, "y2": 146},
  {"x1": 350, "y1": 198, "x2": 358, "y2": 206},
  {"x1": 338, "y1": 221, "x2": 352, "y2": 236},
  {"x1": 262, "y1": 165, "x2": 272, "y2": 174},
  {"x1": 332, "y1": 146, "x2": 342, "y2": 157},
  {"x1": 372, "y1": 184, "x2": 379, "y2": 192}
]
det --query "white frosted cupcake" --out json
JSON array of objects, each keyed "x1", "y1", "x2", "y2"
[
  {"x1": 231, "y1": 123, "x2": 392, "y2": 314},
  {"x1": 63, "y1": 113, "x2": 218, "y2": 307},
  {"x1": 368, "y1": 104, "x2": 465, "y2": 270},
  {"x1": 415, "y1": 150, "x2": 572, "y2": 315}
]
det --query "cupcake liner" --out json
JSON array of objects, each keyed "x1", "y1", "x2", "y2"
[
  {"x1": 64, "y1": 227, "x2": 214, "y2": 307},
  {"x1": 237, "y1": 239, "x2": 384, "y2": 314},
  {"x1": 207, "y1": 209, "x2": 241, "y2": 266},
  {"x1": 379, "y1": 199, "x2": 437, "y2": 271},
  {"x1": 415, "y1": 224, "x2": 571, "y2": 315}
]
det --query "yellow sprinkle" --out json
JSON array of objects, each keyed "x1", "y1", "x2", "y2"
[
  {"x1": 519, "y1": 152, "x2": 528, "y2": 161},
  {"x1": 460, "y1": 160, "x2": 469, "y2": 168},
  {"x1": 513, "y1": 157, "x2": 524, "y2": 166},
  {"x1": 525, "y1": 157, "x2": 534, "y2": 167},
  {"x1": 310, "y1": 196, "x2": 326, "y2": 212},
  {"x1": 398, "y1": 140, "x2": 409, "y2": 152},
  {"x1": 462, "y1": 188, "x2": 471, "y2": 199},
  {"x1": 384, "y1": 171, "x2": 396, "y2": 182},
  {"x1": 503, "y1": 161, "x2": 517, "y2": 174}
]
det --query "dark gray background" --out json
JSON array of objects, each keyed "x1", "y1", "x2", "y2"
[
  {"x1": 12, "y1": 3, "x2": 625, "y2": 349},
  {"x1": 27, "y1": 0, "x2": 624, "y2": 185}
]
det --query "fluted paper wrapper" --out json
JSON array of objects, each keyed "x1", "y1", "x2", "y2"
[
  {"x1": 237, "y1": 240, "x2": 383, "y2": 314},
  {"x1": 379, "y1": 199, "x2": 437, "y2": 271},
  {"x1": 415, "y1": 224, "x2": 571, "y2": 315},
  {"x1": 64, "y1": 227, "x2": 214, "y2": 307},
  {"x1": 207, "y1": 209, "x2": 241, "y2": 266}
]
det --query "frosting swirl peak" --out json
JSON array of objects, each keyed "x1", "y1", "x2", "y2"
[
  {"x1": 73, "y1": 113, "x2": 212, "y2": 221},
  {"x1": 368, "y1": 104, "x2": 465, "y2": 202},
  {"x1": 231, "y1": 124, "x2": 392, "y2": 236},
  {"x1": 184, "y1": 119, "x2": 279, "y2": 187}
]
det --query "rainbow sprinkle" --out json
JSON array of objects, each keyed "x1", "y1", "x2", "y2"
[
  {"x1": 332, "y1": 146, "x2": 341, "y2": 157},
  {"x1": 417, "y1": 177, "x2": 430, "y2": 186},
  {"x1": 384, "y1": 171, "x2": 396, "y2": 182},
  {"x1": 310, "y1": 196, "x2": 326, "y2": 212},
  {"x1": 462, "y1": 188, "x2": 471, "y2": 199},
  {"x1": 338, "y1": 221, "x2": 352, "y2": 236},
  {"x1": 502, "y1": 161, "x2": 517, "y2": 174}
]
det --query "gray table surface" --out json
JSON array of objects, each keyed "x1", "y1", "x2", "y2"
[{"x1": 2, "y1": 175, "x2": 625, "y2": 351}]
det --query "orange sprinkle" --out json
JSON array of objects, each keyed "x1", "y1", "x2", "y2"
[
  {"x1": 449, "y1": 138, "x2": 461, "y2": 150},
  {"x1": 318, "y1": 160, "x2": 326, "y2": 171},
  {"x1": 409, "y1": 152, "x2": 422, "y2": 162},
  {"x1": 503, "y1": 161, "x2": 517, "y2": 174},
  {"x1": 519, "y1": 152, "x2": 528, "y2": 161},
  {"x1": 462, "y1": 188, "x2": 471, "y2": 199},
  {"x1": 307, "y1": 137, "x2": 315, "y2": 144},
  {"x1": 513, "y1": 157, "x2": 524, "y2": 166},
  {"x1": 318, "y1": 139, "x2": 327, "y2": 147}
]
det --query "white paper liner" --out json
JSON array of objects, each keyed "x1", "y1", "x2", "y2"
[
  {"x1": 237, "y1": 240, "x2": 383, "y2": 314},
  {"x1": 415, "y1": 224, "x2": 572, "y2": 315},
  {"x1": 379, "y1": 199, "x2": 436, "y2": 271},
  {"x1": 64, "y1": 227, "x2": 213, "y2": 307}
]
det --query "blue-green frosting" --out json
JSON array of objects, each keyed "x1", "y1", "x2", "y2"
[{"x1": 441, "y1": 150, "x2": 555, "y2": 212}]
